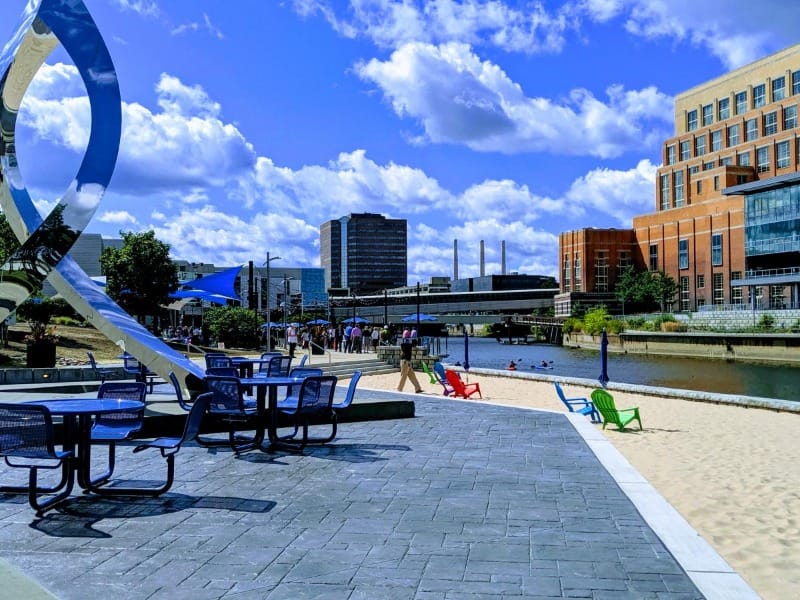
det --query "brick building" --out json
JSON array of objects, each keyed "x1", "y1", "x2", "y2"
[{"x1": 557, "y1": 43, "x2": 800, "y2": 316}]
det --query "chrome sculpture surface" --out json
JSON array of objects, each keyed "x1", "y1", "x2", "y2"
[{"x1": 0, "y1": 0, "x2": 204, "y2": 391}]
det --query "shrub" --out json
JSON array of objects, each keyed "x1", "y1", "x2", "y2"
[
  {"x1": 606, "y1": 319, "x2": 625, "y2": 334},
  {"x1": 756, "y1": 313, "x2": 775, "y2": 332},
  {"x1": 583, "y1": 307, "x2": 611, "y2": 335},
  {"x1": 625, "y1": 317, "x2": 646, "y2": 330},
  {"x1": 660, "y1": 320, "x2": 687, "y2": 332},
  {"x1": 562, "y1": 317, "x2": 582, "y2": 334}
]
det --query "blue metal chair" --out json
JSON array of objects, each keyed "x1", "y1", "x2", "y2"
[
  {"x1": 0, "y1": 404, "x2": 74, "y2": 515},
  {"x1": 205, "y1": 354, "x2": 232, "y2": 369},
  {"x1": 89, "y1": 392, "x2": 212, "y2": 496},
  {"x1": 89, "y1": 382, "x2": 147, "y2": 487},
  {"x1": 169, "y1": 371, "x2": 192, "y2": 411},
  {"x1": 87, "y1": 351, "x2": 114, "y2": 383},
  {"x1": 554, "y1": 382, "x2": 601, "y2": 423},
  {"x1": 259, "y1": 354, "x2": 292, "y2": 377},
  {"x1": 332, "y1": 371, "x2": 362, "y2": 410},
  {"x1": 276, "y1": 375, "x2": 338, "y2": 447},
  {"x1": 201, "y1": 376, "x2": 259, "y2": 452},
  {"x1": 278, "y1": 367, "x2": 324, "y2": 409},
  {"x1": 123, "y1": 355, "x2": 157, "y2": 393}
]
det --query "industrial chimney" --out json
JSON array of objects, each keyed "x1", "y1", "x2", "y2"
[
  {"x1": 453, "y1": 239, "x2": 459, "y2": 280},
  {"x1": 501, "y1": 240, "x2": 506, "y2": 275},
  {"x1": 480, "y1": 240, "x2": 485, "y2": 277}
]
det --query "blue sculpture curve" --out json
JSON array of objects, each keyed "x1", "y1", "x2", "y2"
[{"x1": 0, "y1": 0, "x2": 204, "y2": 392}]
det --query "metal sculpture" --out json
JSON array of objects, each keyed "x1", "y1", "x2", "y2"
[{"x1": 0, "y1": 0, "x2": 204, "y2": 392}]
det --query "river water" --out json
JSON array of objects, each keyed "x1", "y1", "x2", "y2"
[{"x1": 432, "y1": 335, "x2": 799, "y2": 402}]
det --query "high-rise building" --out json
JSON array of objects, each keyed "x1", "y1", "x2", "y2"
[
  {"x1": 320, "y1": 213, "x2": 407, "y2": 295},
  {"x1": 557, "y1": 43, "x2": 800, "y2": 315}
]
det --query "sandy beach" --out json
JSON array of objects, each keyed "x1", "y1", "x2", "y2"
[{"x1": 360, "y1": 369, "x2": 800, "y2": 599}]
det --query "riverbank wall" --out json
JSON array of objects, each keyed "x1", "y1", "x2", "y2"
[{"x1": 564, "y1": 331, "x2": 800, "y2": 365}]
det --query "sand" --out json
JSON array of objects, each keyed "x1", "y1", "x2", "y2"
[{"x1": 360, "y1": 370, "x2": 800, "y2": 599}]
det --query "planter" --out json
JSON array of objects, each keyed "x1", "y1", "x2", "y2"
[{"x1": 26, "y1": 340, "x2": 57, "y2": 368}]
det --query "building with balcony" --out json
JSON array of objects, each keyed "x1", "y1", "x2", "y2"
[{"x1": 558, "y1": 43, "x2": 800, "y2": 315}]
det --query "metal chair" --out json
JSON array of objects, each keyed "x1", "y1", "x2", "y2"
[
  {"x1": 87, "y1": 351, "x2": 114, "y2": 383},
  {"x1": 204, "y1": 354, "x2": 232, "y2": 370},
  {"x1": 201, "y1": 376, "x2": 259, "y2": 452},
  {"x1": 89, "y1": 392, "x2": 212, "y2": 496},
  {"x1": 278, "y1": 367, "x2": 324, "y2": 409},
  {"x1": 169, "y1": 371, "x2": 192, "y2": 411},
  {"x1": 276, "y1": 375, "x2": 338, "y2": 447},
  {"x1": 332, "y1": 371, "x2": 362, "y2": 410},
  {"x1": 89, "y1": 382, "x2": 147, "y2": 487},
  {"x1": 0, "y1": 404, "x2": 74, "y2": 515},
  {"x1": 123, "y1": 355, "x2": 157, "y2": 393}
]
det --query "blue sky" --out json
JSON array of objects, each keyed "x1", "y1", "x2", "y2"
[{"x1": 6, "y1": 0, "x2": 800, "y2": 284}]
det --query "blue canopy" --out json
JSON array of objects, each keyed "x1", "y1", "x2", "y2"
[
  {"x1": 169, "y1": 289, "x2": 230, "y2": 305},
  {"x1": 342, "y1": 316, "x2": 369, "y2": 324},
  {"x1": 402, "y1": 312, "x2": 437, "y2": 322},
  {"x1": 178, "y1": 265, "x2": 243, "y2": 300},
  {"x1": 307, "y1": 318, "x2": 331, "y2": 325}
]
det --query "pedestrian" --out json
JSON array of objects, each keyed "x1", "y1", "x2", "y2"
[
  {"x1": 351, "y1": 323, "x2": 362, "y2": 353},
  {"x1": 287, "y1": 324, "x2": 298, "y2": 358},
  {"x1": 397, "y1": 328, "x2": 423, "y2": 393},
  {"x1": 343, "y1": 323, "x2": 352, "y2": 353},
  {"x1": 371, "y1": 326, "x2": 380, "y2": 352}
]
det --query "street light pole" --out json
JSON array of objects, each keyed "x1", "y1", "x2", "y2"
[{"x1": 264, "y1": 252, "x2": 281, "y2": 352}]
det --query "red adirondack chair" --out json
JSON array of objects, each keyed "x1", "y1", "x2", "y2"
[{"x1": 444, "y1": 370, "x2": 482, "y2": 399}]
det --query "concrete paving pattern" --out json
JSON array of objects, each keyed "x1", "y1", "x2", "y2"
[{"x1": 0, "y1": 390, "x2": 710, "y2": 599}]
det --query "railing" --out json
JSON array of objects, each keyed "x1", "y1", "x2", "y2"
[
  {"x1": 742, "y1": 266, "x2": 800, "y2": 280},
  {"x1": 305, "y1": 340, "x2": 333, "y2": 365}
]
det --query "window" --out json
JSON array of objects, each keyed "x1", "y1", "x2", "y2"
[
  {"x1": 776, "y1": 140, "x2": 791, "y2": 168},
  {"x1": 573, "y1": 252, "x2": 581, "y2": 292},
  {"x1": 711, "y1": 233, "x2": 723, "y2": 266},
  {"x1": 745, "y1": 118, "x2": 758, "y2": 141},
  {"x1": 695, "y1": 135, "x2": 706, "y2": 156},
  {"x1": 679, "y1": 239, "x2": 689, "y2": 270},
  {"x1": 731, "y1": 272, "x2": 742, "y2": 306},
  {"x1": 794, "y1": 70, "x2": 800, "y2": 95},
  {"x1": 710, "y1": 129, "x2": 722, "y2": 151},
  {"x1": 696, "y1": 274, "x2": 705, "y2": 289},
  {"x1": 756, "y1": 146, "x2": 770, "y2": 173},
  {"x1": 680, "y1": 140, "x2": 691, "y2": 161},
  {"x1": 674, "y1": 171, "x2": 684, "y2": 206},
  {"x1": 728, "y1": 123, "x2": 740, "y2": 146},
  {"x1": 617, "y1": 251, "x2": 631, "y2": 269},
  {"x1": 736, "y1": 174, "x2": 748, "y2": 184},
  {"x1": 720, "y1": 156, "x2": 733, "y2": 166},
  {"x1": 649, "y1": 244, "x2": 658, "y2": 271},
  {"x1": 660, "y1": 174, "x2": 670, "y2": 209},
  {"x1": 594, "y1": 251, "x2": 608, "y2": 292},
  {"x1": 738, "y1": 151, "x2": 750, "y2": 166},
  {"x1": 666, "y1": 145, "x2": 676, "y2": 165},
  {"x1": 753, "y1": 83, "x2": 766, "y2": 108},
  {"x1": 702, "y1": 161, "x2": 714, "y2": 171},
  {"x1": 713, "y1": 273, "x2": 724, "y2": 305},
  {"x1": 763, "y1": 111, "x2": 778, "y2": 136},
  {"x1": 714, "y1": 175, "x2": 720, "y2": 190},
  {"x1": 687, "y1": 109, "x2": 698, "y2": 131},
  {"x1": 680, "y1": 276, "x2": 690, "y2": 311},
  {"x1": 772, "y1": 76, "x2": 786, "y2": 101},
  {"x1": 770, "y1": 285, "x2": 785, "y2": 309},
  {"x1": 689, "y1": 165, "x2": 699, "y2": 175},
  {"x1": 735, "y1": 91, "x2": 747, "y2": 114},
  {"x1": 784, "y1": 104, "x2": 797, "y2": 129},
  {"x1": 562, "y1": 255, "x2": 571, "y2": 291},
  {"x1": 696, "y1": 180, "x2": 702, "y2": 194},
  {"x1": 702, "y1": 104, "x2": 713, "y2": 126},
  {"x1": 718, "y1": 97, "x2": 730, "y2": 120}
]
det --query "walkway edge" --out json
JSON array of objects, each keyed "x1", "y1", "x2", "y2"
[
  {"x1": 0, "y1": 557, "x2": 57, "y2": 599},
  {"x1": 569, "y1": 414, "x2": 760, "y2": 599}
]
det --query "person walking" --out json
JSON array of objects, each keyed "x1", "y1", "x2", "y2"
[
  {"x1": 287, "y1": 324, "x2": 298, "y2": 358},
  {"x1": 397, "y1": 328, "x2": 423, "y2": 393}
]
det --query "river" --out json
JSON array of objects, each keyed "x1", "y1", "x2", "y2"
[{"x1": 431, "y1": 335, "x2": 799, "y2": 402}]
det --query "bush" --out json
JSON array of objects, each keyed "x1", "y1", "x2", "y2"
[
  {"x1": 583, "y1": 307, "x2": 611, "y2": 335},
  {"x1": 625, "y1": 317, "x2": 646, "y2": 329},
  {"x1": 660, "y1": 320, "x2": 687, "y2": 332},
  {"x1": 606, "y1": 319, "x2": 625, "y2": 334},
  {"x1": 562, "y1": 317, "x2": 582, "y2": 334},
  {"x1": 756, "y1": 313, "x2": 775, "y2": 332}
]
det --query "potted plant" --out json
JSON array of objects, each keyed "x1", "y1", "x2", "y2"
[{"x1": 21, "y1": 298, "x2": 58, "y2": 368}]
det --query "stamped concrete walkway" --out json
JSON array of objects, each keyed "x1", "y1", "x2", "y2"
[{"x1": 0, "y1": 387, "x2": 755, "y2": 599}]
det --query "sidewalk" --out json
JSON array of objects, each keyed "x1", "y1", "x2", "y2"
[{"x1": 0, "y1": 387, "x2": 755, "y2": 598}]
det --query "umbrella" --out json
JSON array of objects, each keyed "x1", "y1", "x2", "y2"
[
  {"x1": 260, "y1": 322, "x2": 283, "y2": 328},
  {"x1": 463, "y1": 330, "x2": 470, "y2": 372},
  {"x1": 401, "y1": 313, "x2": 438, "y2": 322},
  {"x1": 306, "y1": 318, "x2": 330, "y2": 325},
  {"x1": 342, "y1": 316, "x2": 369, "y2": 324},
  {"x1": 598, "y1": 329, "x2": 609, "y2": 387}
]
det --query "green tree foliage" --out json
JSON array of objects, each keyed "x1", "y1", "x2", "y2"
[
  {"x1": 100, "y1": 230, "x2": 179, "y2": 323},
  {"x1": 204, "y1": 305, "x2": 260, "y2": 348},
  {"x1": 0, "y1": 212, "x2": 20, "y2": 264},
  {"x1": 649, "y1": 271, "x2": 679, "y2": 313}
]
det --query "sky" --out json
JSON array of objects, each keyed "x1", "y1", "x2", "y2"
[{"x1": 5, "y1": 0, "x2": 800, "y2": 285}]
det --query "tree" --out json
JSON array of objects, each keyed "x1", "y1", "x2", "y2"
[
  {"x1": 648, "y1": 271, "x2": 679, "y2": 313},
  {"x1": 0, "y1": 212, "x2": 20, "y2": 264},
  {"x1": 614, "y1": 266, "x2": 640, "y2": 317},
  {"x1": 100, "y1": 230, "x2": 179, "y2": 324},
  {"x1": 204, "y1": 305, "x2": 260, "y2": 348}
]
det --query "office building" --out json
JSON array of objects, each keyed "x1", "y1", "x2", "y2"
[
  {"x1": 558, "y1": 43, "x2": 800, "y2": 315},
  {"x1": 320, "y1": 213, "x2": 407, "y2": 295}
]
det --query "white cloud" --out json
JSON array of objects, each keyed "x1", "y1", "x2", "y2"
[
  {"x1": 293, "y1": 0, "x2": 573, "y2": 54},
  {"x1": 111, "y1": 0, "x2": 160, "y2": 18},
  {"x1": 98, "y1": 210, "x2": 138, "y2": 225},
  {"x1": 171, "y1": 13, "x2": 225, "y2": 40},
  {"x1": 357, "y1": 42, "x2": 672, "y2": 157}
]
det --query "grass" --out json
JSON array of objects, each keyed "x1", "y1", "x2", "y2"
[{"x1": 0, "y1": 323, "x2": 130, "y2": 367}]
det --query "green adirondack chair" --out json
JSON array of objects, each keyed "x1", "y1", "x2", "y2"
[
  {"x1": 420, "y1": 360, "x2": 438, "y2": 384},
  {"x1": 590, "y1": 388, "x2": 642, "y2": 431}
]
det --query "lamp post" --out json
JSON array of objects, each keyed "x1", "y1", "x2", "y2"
[
  {"x1": 264, "y1": 252, "x2": 281, "y2": 351},
  {"x1": 416, "y1": 281, "x2": 421, "y2": 334}
]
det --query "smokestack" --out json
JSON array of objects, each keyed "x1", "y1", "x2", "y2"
[
  {"x1": 453, "y1": 239, "x2": 459, "y2": 280},
  {"x1": 480, "y1": 240, "x2": 485, "y2": 277},
  {"x1": 501, "y1": 241, "x2": 506, "y2": 275}
]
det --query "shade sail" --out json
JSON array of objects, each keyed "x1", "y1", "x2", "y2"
[
  {"x1": 178, "y1": 264, "x2": 243, "y2": 300},
  {"x1": 402, "y1": 313, "x2": 437, "y2": 322}
]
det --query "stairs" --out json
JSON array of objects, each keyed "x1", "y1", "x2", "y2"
[{"x1": 306, "y1": 355, "x2": 397, "y2": 378}]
